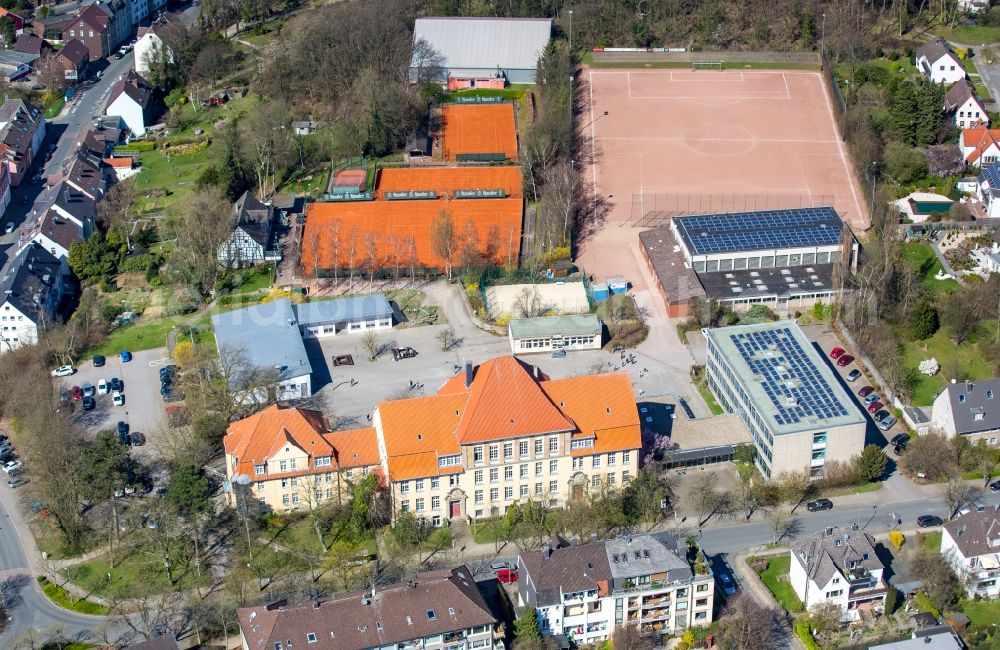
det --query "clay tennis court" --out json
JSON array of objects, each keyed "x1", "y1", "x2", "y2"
[
  {"x1": 584, "y1": 68, "x2": 867, "y2": 231},
  {"x1": 440, "y1": 103, "x2": 519, "y2": 161}
]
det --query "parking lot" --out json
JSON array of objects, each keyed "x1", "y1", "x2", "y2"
[{"x1": 57, "y1": 348, "x2": 174, "y2": 458}]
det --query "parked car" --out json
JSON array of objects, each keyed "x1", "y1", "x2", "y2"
[
  {"x1": 873, "y1": 409, "x2": 891, "y2": 422},
  {"x1": 990, "y1": 481, "x2": 1000, "y2": 493},
  {"x1": 7, "y1": 477, "x2": 27, "y2": 488},
  {"x1": 93, "y1": 355, "x2": 106, "y2": 367},
  {"x1": 836, "y1": 355, "x2": 855, "y2": 367},
  {"x1": 109, "y1": 377, "x2": 122, "y2": 392},
  {"x1": 830, "y1": 347, "x2": 846, "y2": 359},
  {"x1": 890, "y1": 433, "x2": 910, "y2": 447},
  {"x1": 878, "y1": 416, "x2": 897, "y2": 431},
  {"x1": 490, "y1": 561, "x2": 511, "y2": 574},
  {"x1": 112, "y1": 391, "x2": 125, "y2": 407},
  {"x1": 117, "y1": 420, "x2": 129, "y2": 439},
  {"x1": 806, "y1": 499, "x2": 833, "y2": 512},
  {"x1": 864, "y1": 393, "x2": 880, "y2": 405},
  {"x1": 59, "y1": 387, "x2": 71, "y2": 402},
  {"x1": 867, "y1": 401, "x2": 883, "y2": 414},
  {"x1": 2, "y1": 460, "x2": 22, "y2": 474},
  {"x1": 718, "y1": 572, "x2": 736, "y2": 596},
  {"x1": 331, "y1": 355, "x2": 353, "y2": 367},
  {"x1": 496, "y1": 568, "x2": 517, "y2": 584},
  {"x1": 893, "y1": 444, "x2": 906, "y2": 456},
  {"x1": 82, "y1": 382, "x2": 95, "y2": 398},
  {"x1": 50, "y1": 365, "x2": 75, "y2": 377},
  {"x1": 113, "y1": 51, "x2": 123, "y2": 60},
  {"x1": 71, "y1": 385, "x2": 82, "y2": 400},
  {"x1": 917, "y1": 515, "x2": 943, "y2": 527},
  {"x1": 846, "y1": 369, "x2": 862, "y2": 382},
  {"x1": 82, "y1": 396, "x2": 96, "y2": 411},
  {"x1": 97, "y1": 379, "x2": 110, "y2": 395},
  {"x1": 162, "y1": 391, "x2": 183, "y2": 403},
  {"x1": 120, "y1": 350, "x2": 132, "y2": 363}
]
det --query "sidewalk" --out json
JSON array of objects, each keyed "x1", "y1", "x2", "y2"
[{"x1": 731, "y1": 547, "x2": 805, "y2": 650}]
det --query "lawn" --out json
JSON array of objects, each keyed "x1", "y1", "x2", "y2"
[
  {"x1": 961, "y1": 598, "x2": 1000, "y2": 625},
  {"x1": 695, "y1": 381, "x2": 724, "y2": 416},
  {"x1": 919, "y1": 531, "x2": 942, "y2": 552},
  {"x1": 83, "y1": 312, "x2": 210, "y2": 357},
  {"x1": 37, "y1": 576, "x2": 107, "y2": 615},
  {"x1": 752, "y1": 554, "x2": 804, "y2": 613},
  {"x1": 470, "y1": 517, "x2": 515, "y2": 545},
  {"x1": 935, "y1": 24, "x2": 1000, "y2": 44},
  {"x1": 901, "y1": 243, "x2": 960, "y2": 295},
  {"x1": 442, "y1": 86, "x2": 529, "y2": 101},
  {"x1": 63, "y1": 548, "x2": 211, "y2": 599},
  {"x1": 132, "y1": 147, "x2": 212, "y2": 215},
  {"x1": 835, "y1": 58, "x2": 919, "y2": 84},
  {"x1": 822, "y1": 481, "x2": 882, "y2": 497},
  {"x1": 44, "y1": 97, "x2": 66, "y2": 119},
  {"x1": 899, "y1": 327, "x2": 995, "y2": 405}
]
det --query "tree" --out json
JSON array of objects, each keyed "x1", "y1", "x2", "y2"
[
  {"x1": 901, "y1": 433, "x2": 957, "y2": 481},
  {"x1": 514, "y1": 607, "x2": 542, "y2": 643},
  {"x1": 909, "y1": 301, "x2": 939, "y2": 340},
  {"x1": 238, "y1": 99, "x2": 292, "y2": 197},
  {"x1": 974, "y1": 441, "x2": 997, "y2": 487},
  {"x1": 714, "y1": 594, "x2": 783, "y2": 650},
  {"x1": 942, "y1": 291, "x2": 978, "y2": 345},
  {"x1": 459, "y1": 219, "x2": 482, "y2": 273},
  {"x1": 361, "y1": 330, "x2": 379, "y2": 361},
  {"x1": 854, "y1": 444, "x2": 888, "y2": 482},
  {"x1": 768, "y1": 510, "x2": 797, "y2": 544},
  {"x1": 35, "y1": 51, "x2": 68, "y2": 99},
  {"x1": 948, "y1": 202, "x2": 973, "y2": 222},
  {"x1": 611, "y1": 624, "x2": 654, "y2": 650},
  {"x1": 687, "y1": 473, "x2": 725, "y2": 526},
  {"x1": 363, "y1": 230, "x2": 380, "y2": 286},
  {"x1": 68, "y1": 232, "x2": 122, "y2": 284},
  {"x1": 430, "y1": 209, "x2": 457, "y2": 279},
  {"x1": 925, "y1": 144, "x2": 965, "y2": 176},
  {"x1": 912, "y1": 549, "x2": 962, "y2": 612},
  {"x1": 943, "y1": 478, "x2": 980, "y2": 519},
  {"x1": 807, "y1": 601, "x2": 842, "y2": 637},
  {"x1": 889, "y1": 530, "x2": 905, "y2": 551},
  {"x1": 778, "y1": 470, "x2": 815, "y2": 513},
  {"x1": 167, "y1": 464, "x2": 213, "y2": 516},
  {"x1": 98, "y1": 178, "x2": 140, "y2": 249},
  {"x1": 883, "y1": 141, "x2": 928, "y2": 184},
  {"x1": 164, "y1": 185, "x2": 235, "y2": 295},
  {"x1": 0, "y1": 16, "x2": 15, "y2": 48},
  {"x1": 436, "y1": 326, "x2": 459, "y2": 351}
]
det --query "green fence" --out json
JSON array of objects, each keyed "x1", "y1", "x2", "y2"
[
  {"x1": 821, "y1": 44, "x2": 847, "y2": 141},
  {"x1": 456, "y1": 153, "x2": 507, "y2": 162}
]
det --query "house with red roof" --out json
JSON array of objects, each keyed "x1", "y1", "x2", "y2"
[{"x1": 960, "y1": 126, "x2": 1000, "y2": 168}]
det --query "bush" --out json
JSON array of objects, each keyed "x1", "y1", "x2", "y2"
[
  {"x1": 885, "y1": 585, "x2": 900, "y2": 614},
  {"x1": 118, "y1": 253, "x2": 159, "y2": 273},
  {"x1": 116, "y1": 141, "x2": 156, "y2": 152},
  {"x1": 890, "y1": 530, "x2": 905, "y2": 551},
  {"x1": 795, "y1": 619, "x2": 821, "y2": 650},
  {"x1": 909, "y1": 301, "x2": 940, "y2": 340}
]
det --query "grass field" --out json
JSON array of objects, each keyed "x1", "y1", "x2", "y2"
[
  {"x1": 900, "y1": 327, "x2": 995, "y2": 405},
  {"x1": 44, "y1": 97, "x2": 66, "y2": 119},
  {"x1": 961, "y1": 598, "x2": 1000, "y2": 625},
  {"x1": 753, "y1": 554, "x2": 804, "y2": 613},
  {"x1": 132, "y1": 148, "x2": 212, "y2": 214},
  {"x1": 84, "y1": 312, "x2": 213, "y2": 357},
  {"x1": 695, "y1": 381, "x2": 724, "y2": 416},
  {"x1": 919, "y1": 531, "x2": 942, "y2": 552},
  {"x1": 37, "y1": 576, "x2": 107, "y2": 615},
  {"x1": 901, "y1": 243, "x2": 960, "y2": 294},
  {"x1": 935, "y1": 24, "x2": 1000, "y2": 44},
  {"x1": 64, "y1": 548, "x2": 211, "y2": 599}
]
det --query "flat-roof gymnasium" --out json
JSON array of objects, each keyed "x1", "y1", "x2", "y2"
[{"x1": 674, "y1": 207, "x2": 845, "y2": 256}]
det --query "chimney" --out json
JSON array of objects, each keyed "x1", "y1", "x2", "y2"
[
  {"x1": 541, "y1": 542, "x2": 551, "y2": 559},
  {"x1": 312, "y1": 600, "x2": 321, "y2": 609},
  {"x1": 464, "y1": 362, "x2": 473, "y2": 388},
  {"x1": 534, "y1": 364, "x2": 541, "y2": 380}
]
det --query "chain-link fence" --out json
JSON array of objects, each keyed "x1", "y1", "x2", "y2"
[{"x1": 629, "y1": 193, "x2": 838, "y2": 226}]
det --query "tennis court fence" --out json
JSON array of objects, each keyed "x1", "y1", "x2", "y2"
[{"x1": 628, "y1": 193, "x2": 838, "y2": 226}]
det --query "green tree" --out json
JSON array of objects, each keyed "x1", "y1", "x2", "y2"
[
  {"x1": 0, "y1": 16, "x2": 16, "y2": 48},
  {"x1": 914, "y1": 77, "x2": 946, "y2": 146},
  {"x1": 192, "y1": 413, "x2": 228, "y2": 445},
  {"x1": 883, "y1": 141, "x2": 928, "y2": 184},
  {"x1": 167, "y1": 464, "x2": 213, "y2": 516},
  {"x1": 68, "y1": 232, "x2": 123, "y2": 284},
  {"x1": 514, "y1": 607, "x2": 542, "y2": 642},
  {"x1": 854, "y1": 444, "x2": 888, "y2": 483},
  {"x1": 909, "y1": 301, "x2": 939, "y2": 340},
  {"x1": 884, "y1": 585, "x2": 900, "y2": 615},
  {"x1": 78, "y1": 430, "x2": 132, "y2": 502},
  {"x1": 733, "y1": 443, "x2": 755, "y2": 464},
  {"x1": 890, "y1": 80, "x2": 918, "y2": 144}
]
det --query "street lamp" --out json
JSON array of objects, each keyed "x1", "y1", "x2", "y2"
[
  {"x1": 569, "y1": 9, "x2": 574, "y2": 61},
  {"x1": 821, "y1": 13, "x2": 826, "y2": 54}
]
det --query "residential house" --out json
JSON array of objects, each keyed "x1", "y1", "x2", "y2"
[
  {"x1": 12, "y1": 35, "x2": 49, "y2": 58},
  {"x1": 292, "y1": 115, "x2": 316, "y2": 136},
  {"x1": 508, "y1": 314, "x2": 603, "y2": 354},
  {"x1": 65, "y1": 0, "x2": 130, "y2": 61},
  {"x1": 917, "y1": 39, "x2": 966, "y2": 85},
  {"x1": 217, "y1": 191, "x2": 275, "y2": 267},
  {"x1": 105, "y1": 69, "x2": 153, "y2": 137},
  {"x1": 0, "y1": 157, "x2": 10, "y2": 218},
  {"x1": 931, "y1": 379, "x2": 1000, "y2": 445},
  {"x1": 47, "y1": 181, "x2": 98, "y2": 231},
  {"x1": 869, "y1": 626, "x2": 964, "y2": 650},
  {"x1": 134, "y1": 21, "x2": 172, "y2": 76},
  {"x1": 0, "y1": 99, "x2": 45, "y2": 186},
  {"x1": 123, "y1": 636, "x2": 180, "y2": 650},
  {"x1": 977, "y1": 161, "x2": 1000, "y2": 219},
  {"x1": 375, "y1": 355, "x2": 642, "y2": 523},
  {"x1": 0, "y1": 50, "x2": 36, "y2": 82},
  {"x1": 34, "y1": 14, "x2": 75, "y2": 44},
  {"x1": 59, "y1": 149, "x2": 106, "y2": 200},
  {"x1": 945, "y1": 78, "x2": 989, "y2": 129},
  {"x1": 223, "y1": 403, "x2": 379, "y2": 512},
  {"x1": 942, "y1": 506, "x2": 1000, "y2": 598},
  {"x1": 56, "y1": 39, "x2": 90, "y2": 82},
  {"x1": 0, "y1": 243, "x2": 67, "y2": 354},
  {"x1": 236, "y1": 566, "x2": 503, "y2": 650},
  {"x1": 789, "y1": 526, "x2": 887, "y2": 621},
  {"x1": 960, "y1": 126, "x2": 1000, "y2": 167},
  {"x1": 17, "y1": 208, "x2": 89, "y2": 260},
  {"x1": 103, "y1": 155, "x2": 139, "y2": 180},
  {"x1": 517, "y1": 532, "x2": 714, "y2": 644}
]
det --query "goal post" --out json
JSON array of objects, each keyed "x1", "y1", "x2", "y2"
[{"x1": 692, "y1": 61, "x2": 724, "y2": 71}]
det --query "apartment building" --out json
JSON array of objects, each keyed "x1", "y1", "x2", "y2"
[
  {"x1": 790, "y1": 526, "x2": 887, "y2": 621},
  {"x1": 516, "y1": 532, "x2": 714, "y2": 645},
  {"x1": 224, "y1": 404, "x2": 380, "y2": 511},
  {"x1": 373, "y1": 356, "x2": 642, "y2": 523},
  {"x1": 704, "y1": 321, "x2": 866, "y2": 479},
  {"x1": 237, "y1": 566, "x2": 503, "y2": 650},
  {"x1": 941, "y1": 506, "x2": 1000, "y2": 598}
]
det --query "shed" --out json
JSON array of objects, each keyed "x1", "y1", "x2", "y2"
[
  {"x1": 591, "y1": 283, "x2": 609, "y2": 302},
  {"x1": 606, "y1": 275, "x2": 628, "y2": 294},
  {"x1": 507, "y1": 314, "x2": 602, "y2": 354},
  {"x1": 293, "y1": 293, "x2": 394, "y2": 338}
]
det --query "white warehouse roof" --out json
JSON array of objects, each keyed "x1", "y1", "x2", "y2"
[{"x1": 411, "y1": 17, "x2": 552, "y2": 72}]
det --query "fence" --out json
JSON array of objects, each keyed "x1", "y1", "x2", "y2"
[
  {"x1": 628, "y1": 193, "x2": 838, "y2": 226},
  {"x1": 821, "y1": 44, "x2": 847, "y2": 140},
  {"x1": 591, "y1": 50, "x2": 820, "y2": 67}
]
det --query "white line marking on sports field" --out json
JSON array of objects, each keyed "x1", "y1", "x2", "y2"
[
  {"x1": 782, "y1": 72, "x2": 791, "y2": 100},
  {"x1": 595, "y1": 137, "x2": 840, "y2": 144},
  {"x1": 589, "y1": 68, "x2": 598, "y2": 216},
  {"x1": 796, "y1": 153, "x2": 814, "y2": 204},
  {"x1": 818, "y1": 73, "x2": 865, "y2": 225}
]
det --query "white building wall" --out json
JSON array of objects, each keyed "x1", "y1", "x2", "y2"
[
  {"x1": 956, "y1": 97, "x2": 989, "y2": 129},
  {"x1": 920, "y1": 54, "x2": 966, "y2": 85},
  {"x1": 932, "y1": 389, "x2": 958, "y2": 436},
  {"x1": 300, "y1": 316, "x2": 392, "y2": 339},
  {"x1": 134, "y1": 32, "x2": 168, "y2": 76},
  {"x1": 106, "y1": 95, "x2": 145, "y2": 137},
  {"x1": 789, "y1": 552, "x2": 809, "y2": 603},
  {"x1": 0, "y1": 302, "x2": 38, "y2": 352}
]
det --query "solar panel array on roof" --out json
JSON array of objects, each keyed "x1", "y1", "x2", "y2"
[
  {"x1": 729, "y1": 327, "x2": 849, "y2": 427},
  {"x1": 979, "y1": 160, "x2": 1000, "y2": 189},
  {"x1": 675, "y1": 207, "x2": 844, "y2": 256}
]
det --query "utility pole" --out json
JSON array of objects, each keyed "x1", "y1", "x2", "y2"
[{"x1": 569, "y1": 9, "x2": 573, "y2": 62}]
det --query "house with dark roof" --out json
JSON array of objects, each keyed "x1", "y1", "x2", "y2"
[
  {"x1": 218, "y1": 191, "x2": 276, "y2": 267},
  {"x1": 917, "y1": 39, "x2": 966, "y2": 85},
  {"x1": 59, "y1": 148, "x2": 106, "y2": 200},
  {"x1": 224, "y1": 403, "x2": 379, "y2": 512},
  {"x1": 789, "y1": 525, "x2": 887, "y2": 621},
  {"x1": 12, "y1": 35, "x2": 49, "y2": 58},
  {"x1": 942, "y1": 505, "x2": 1000, "y2": 598},
  {"x1": 33, "y1": 13, "x2": 75, "y2": 43},
  {"x1": 65, "y1": 0, "x2": 131, "y2": 60},
  {"x1": 0, "y1": 8, "x2": 25, "y2": 38},
  {"x1": 56, "y1": 39, "x2": 90, "y2": 81},
  {"x1": 104, "y1": 69, "x2": 153, "y2": 136},
  {"x1": 0, "y1": 99, "x2": 44, "y2": 186},
  {"x1": 237, "y1": 566, "x2": 502, "y2": 650},
  {"x1": 0, "y1": 243, "x2": 67, "y2": 354},
  {"x1": 517, "y1": 532, "x2": 714, "y2": 644},
  {"x1": 869, "y1": 626, "x2": 963, "y2": 650},
  {"x1": 975, "y1": 161, "x2": 1000, "y2": 219},
  {"x1": 123, "y1": 636, "x2": 180, "y2": 650},
  {"x1": 932, "y1": 379, "x2": 1000, "y2": 445},
  {"x1": 17, "y1": 207, "x2": 91, "y2": 260},
  {"x1": 945, "y1": 79, "x2": 989, "y2": 129}
]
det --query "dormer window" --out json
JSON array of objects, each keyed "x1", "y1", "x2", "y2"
[
  {"x1": 427, "y1": 609, "x2": 436, "y2": 620},
  {"x1": 306, "y1": 633, "x2": 317, "y2": 644},
  {"x1": 315, "y1": 456, "x2": 331, "y2": 468},
  {"x1": 988, "y1": 390, "x2": 994, "y2": 400},
  {"x1": 254, "y1": 464, "x2": 265, "y2": 476},
  {"x1": 960, "y1": 394, "x2": 966, "y2": 403}
]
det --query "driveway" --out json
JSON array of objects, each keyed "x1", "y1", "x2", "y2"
[{"x1": 976, "y1": 62, "x2": 1000, "y2": 110}]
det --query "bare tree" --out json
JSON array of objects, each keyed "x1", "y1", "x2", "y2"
[
  {"x1": 542, "y1": 159, "x2": 579, "y2": 247},
  {"x1": 943, "y1": 479, "x2": 980, "y2": 520},
  {"x1": 459, "y1": 219, "x2": 481, "y2": 273},
  {"x1": 35, "y1": 51, "x2": 68, "y2": 98},
  {"x1": 430, "y1": 208, "x2": 457, "y2": 280},
  {"x1": 512, "y1": 286, "x2": 553, "y2": 318},
  {"x1": 238, "y1": 100, "x2": 292, "y2": 197},
  {"x1": 165, "y1": 185, "x2": 236, "y2": 294},
  {"x1": 687, "y1": 473, "x2": 724, "y2": 526},
  {"x1": 778, "y1": 470, "x2": 816, "y2": 513},
  {"x1": 403, "y1": 234, "x2": 418, "y2": 283},
  {"x1": 203, "y1": 343, "x2": 282, "y2": 420},
  {"x1": 345, "y1": 227, "x2": 359, "y2": 292},
  {"x1": 436, "y1": 326, "x2": 459, "y2": 351},
  {"x1": 410, "y1": 38, "x2": 445, "y2": 84},
  {"x1": 364, "y1": 230, "x2": 380, "y2": 287},
  {"x1": 98, "y1": 178, "x2": 139, "y2": 249},
  {"x1": 361, "y1": 331, "x2": 380, "y2": 361},
  {"x1": 768, "y1": 510, "x2": 798, "y2": 544},
  {"x1": 714, "y1": 594, "x2": 784, "y2": 650},
  {"x1": 295, "y1": 473, "x2": 331, "y2": 549}
]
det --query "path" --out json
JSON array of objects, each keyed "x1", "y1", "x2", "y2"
[{"x1": 731, "y1": 548, "x2": 802, "y2": 650}]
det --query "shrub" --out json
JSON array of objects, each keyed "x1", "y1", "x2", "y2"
[
  {"x1": 795, "y1": 619, "x2": 821, "y2": 650},
  {"x1": 890, "y1": 530, "x2": 905, "y2": 551},
  {"x1": 116, "y1": 141, "x2": 156, "y2": 152},
  {"x1": 885, "y1": 585, "x2": 900, "y2": 614}
]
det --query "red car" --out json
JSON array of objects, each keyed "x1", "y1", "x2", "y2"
[
  {"x1": 70, "y1": 385, "x2": 82, "y2": 400},
  {"x1": 868, "y1": 401, "x2": 883, "y2": 414},
  {"x1": 858, "y1": 386, "x2": 874, "y2": 398},
  {"x1": 830, "y1": 347, "x2": 846, "y2": 359},
  {"x1": 836, "y1": 355, "x2": 854, "y2": 367},
  {"x1": 497, "y1": 568, "x2": 518, "y2": 584}
]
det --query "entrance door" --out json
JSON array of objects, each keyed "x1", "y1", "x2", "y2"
[
  {"x1": 449, "y1": 500, "x2": 461, "y2": 518},
  {"x1": 572, "y1": 484, "x2": 584, "y2": 500}
]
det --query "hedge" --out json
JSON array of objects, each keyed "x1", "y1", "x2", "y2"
[
  {"x1": 119, "y1": 254, "x2": 159, "y2": 273},
  {"x1": 116, "y1": 141, "x2": 156, "y2": 152},
  {"x1": 795, "y1": 619, "x2": 821, "y2": 650}
]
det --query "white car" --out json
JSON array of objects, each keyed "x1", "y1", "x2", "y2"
[
  {"x1": 97, "y1": 379, "x2": 110, "y2": 396},
  {"x1": 2, "y1": 460, "x2": 22, "y2": 474},
  {"x1": 112, "y1": 391, "x2": 125, "y2": 406},
  {"x1": 50, "y1": 365, "x2": 75, "y2": 377}
]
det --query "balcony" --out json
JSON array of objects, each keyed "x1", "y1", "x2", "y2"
[{"x1": 613, "y1": 579, "x2": 673, "y2": 595}]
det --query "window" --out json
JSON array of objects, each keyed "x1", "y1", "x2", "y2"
[
  {"x1": 549, "y1": 437, "x2": 559, "y2": 454},
  {"x1": 535, "y1": 482, "x2": 543, "y2": 496},
  {"x1": 696, "y1": 583, "x2": 709, "y2": 592},
  {"x1": 401, "y1": 500, "x2": 409, "y2": 511},
  {"x1": 281, "y1": 478, "x2": 289, "y2": 488},
  {"x1": 623, "y1": 450, "x2": 631, "y2": 464},
  {"x1": 607, "y1": 453, "x2": 616, "y2": 466},
  {"x1": 400, "y1": 481, "x2": 409, "y2": 494},
  {"x1": 573, "y1": 457, "x2": 584, "y2": 470},
  {"x1": 254, "y1": 464, "x2": 265, "y2": 476},
  {"x1": 475, "y1": 490, "x2": 484, "y2": 504},
  {"x1": 315, "y1": 456, "x2": 331, "y2": 468},
  {"x1": 535, "y1": 462, "x2": 543, "y2": 476},
  {"x1": 256, "y1": 481, "x2": 264, "y2": 490},
  {"x1": 489, "y1": 445, "x2": 499, "y2": 462},
  {"x1": 490, "y1": 488, "x2": 498, "y2": 502},
  {"x1": 520, "y1": 441, "x2": 529, "y2": 457},
  {"x1": 504, "y1": 443, "x2": 513, "y2": 460},
  {"x1": 306, "y1": 633, "x2": 317, "y2": 643},
  {"x1": 520, "y1": 484, "x2": 528, "y2": 498},
  {"x1": 474, "y1": 446, "x2": 484, "y2": 464},
  {"x1": 427, "y1": 609, "x2": 436, "y2": 620},
  {"x1": 490, "y1": 468, "x2": 499, "y2": 483},
  {"x1": 416, "y1": 498, "x2": 424, "y2": 512},
  {"x1": 431, "y1": 496, "x2": 440, "y2": 510},
  {"x1": 549, "y1": 460, "x2": 558, "y2": 474},
  {"x1": 826, "y1": 590, "x2": 843, "y2": 598},
  {"x1": 289, "y1": 459, "x2": 297, "y2": 471},
  {"x1": 622, "y1": 470, "x2": 631, "y2": 483},
  {"x1": 505, "y1": 486, "x2": 513, "y2": 500},
  {"x1": 592, "y1": 475, "x2": 601, "y2": 489},
  {"x1": 520, "y1": 464, "x2": 528, "y2": 479},
  {"x1": 606, "y1": 473, "x2": 616, "y2": 487},
  {"x1": 282, "y1": 494, "x2": 289, "y2": 506},
  {"x1": 549, "y1": 480, "x2": 558, "y2": 494},
  {"x1": 570, "y1": 438, "x2": 594, "y2": 450},
  {"x1": 592, "y1": 456, "x2": 601, "y2": 468},
  {"x1": 505, "y1": 466, "x2": 514, "y2": 481},
  {"x1": 535, "y1": 439, "x2": 543, "y2": 455},
  {"x1": 279, "y1": 460, "x2": 287, "y2": 472},
  {"x1": 475, "y1": 470, "x2": 484, "y2": 485},
  {"x1": 431, "y1": 477, "x2": 440, "y2": 490},
  {"x1": 415, "y1": 479, "x2": 424, "y2": 491},
  {"x1": 832, "y1": 578, "x2": 840, "y2": 585},
  {"x1": 439, "y1": 455, "x2": 461, "y2": 468}
]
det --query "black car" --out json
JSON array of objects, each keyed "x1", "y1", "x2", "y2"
[
  {"x1": 990, "y1": 481, "x2": 1000, "y2": 492},
  {"x1": 117, "y1": 421, "x2": 129, "y2": 444},
  {"x1": 873, "y1": 410, "x2": 891, "y2": 422},
  {"x1": 109, "y1": 377, "x2": 122, "y2": 392},
  {"x1": 893, "y1": 444, "x2": 906, "y2": 456},
  {"x1": 806, "y1": 499, "x2": 834, "y2": 512},
  {"x1": 917, "y1": 515, "x2": 943, "y2": 527},
  {"x1": 82, "y1": 396, "x2": 96, "y2": 411},
  {"x1": 93, "y1": 355, "x2": 106, "y2": 367},
  {"x1": 159, "y1": 365, "x2": 177, "y2": 378},
  {"x1": 890, "y1": 433, "x2": 910, "y2": 447}
]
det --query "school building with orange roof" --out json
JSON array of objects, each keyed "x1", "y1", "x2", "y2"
[
  {"x1": 225, "y1": 356, "x2": 642, "y2": 522},
  {"x1": 300, "y1": 166, "x2": 523, "y2": 278}
]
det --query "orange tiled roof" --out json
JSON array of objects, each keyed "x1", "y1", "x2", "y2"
[
  {"x1": 301, "y1": 166, "x2": 522, "y2": 276},
  {"x1": 104, "y1": 157, "x2": 134, "y2": 168},
  {"x1": 377, "y1": 392, "x2": 467, "y2": 480},
  {"x1": 962, "y1": 127, "x2": 1000, "y2": 163},
  {"x1": 440, "y1": 104, "x2": 518, "y2": 162},
  {"x1": 542, "y1": 373, "x2": 643, "y2": 455},
  {"x1": 323, "y1": 426, "x2": 380, "y2": 469}
]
